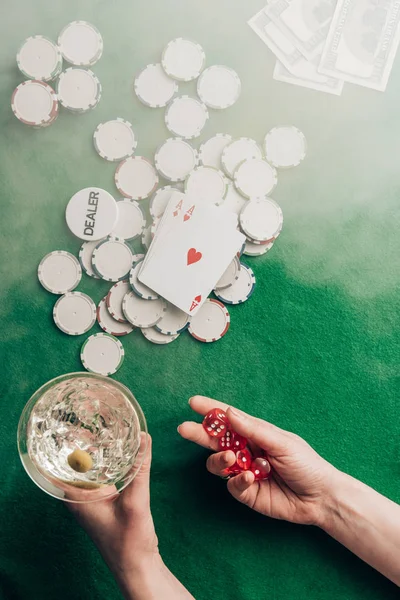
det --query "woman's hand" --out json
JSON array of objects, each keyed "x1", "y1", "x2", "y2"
[
  {"x1": 66, "y1": 435, "x2": 195, "y2": 600},
  {"x1": 179, "y1": 396, "x2": 339, "y2": 528}
]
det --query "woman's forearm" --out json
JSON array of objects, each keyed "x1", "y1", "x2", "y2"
[
  {"x1": 116, "y1": 555, "x2": 195, "y2": 600},
  {"x1": 320, "y1": 470, "x2": 400, "y2": 585}
]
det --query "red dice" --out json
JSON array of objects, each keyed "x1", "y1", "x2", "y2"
[
  {"x1": 226, "y1": 448, "x2": 253, "y2": 475},
  {"x1": 251, "y1": 457, "x2": 272, "y2": 481},
  {"x1": 202, "y1": 408, "x2": 230, "y2": 439},
  {"x1": 218, "y1": 430, "x2": 247, "y2": 452}
]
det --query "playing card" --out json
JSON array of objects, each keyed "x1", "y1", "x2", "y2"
[{"x1": 139, "y1": 201, "x2": 245, "y2": 315}]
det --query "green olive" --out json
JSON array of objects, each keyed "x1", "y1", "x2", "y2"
[{"x1": 67, "y1": 449, "x2": 93, "y2": 473}]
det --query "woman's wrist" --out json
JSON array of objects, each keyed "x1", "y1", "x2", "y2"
[
  {"x1": 315, "y1": 467, "x2": 350, "y2": 532},
  {"x1": 115, "y1": 552, "x2": 166, "y2": 600}
]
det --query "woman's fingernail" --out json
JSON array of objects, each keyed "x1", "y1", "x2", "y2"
[
  {"x1": 188, "y1": 397, "x2": 193, "y2": 405},
  {"x1": 223, "y1": 453, "x2": 231, "y2": 464},
  {"x1": 229, "y1": 407, "x2": 246, "y2": 419},
  {"x1": 177, "y1": 425, "x2": 181, "y2": 434}
]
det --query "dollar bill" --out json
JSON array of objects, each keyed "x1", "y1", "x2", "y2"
[
  {"x1": 273, "y1": 58, "x2": 344, "y2": 95},
  {"x1": 248, "y1": 7, "x2": 303, "y2": 71},
  {"x1": 266, "y1": 0, "x2": 338, "y2": 60},
  {"x1": 319, "y1": 0, "x2": 400, "y2": 91}
]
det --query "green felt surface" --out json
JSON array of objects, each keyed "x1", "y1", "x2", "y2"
[{"x1": 1, "y1": 1, "x2": 400, "y2": 599}]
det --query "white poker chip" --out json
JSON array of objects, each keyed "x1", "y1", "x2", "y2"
[
  {"x1": 38, "y1": 251, "x2": 81, "y2": 294},
  {"x1": 243, "y1": 239, "x2": 274, "y2": 257},
  {"x1": 97, "y1": 296, "x2": 134, "y2": 336},
  {"x1": 11, "y1": 80, "x2": 58, "y2": 127},
  {"x1": 141, "y1": 225, "x2": 152, "y2": 250},
  {"x1": 79, "y1": 239, "x2": 102, "y2": 279},
  {"x1": 234, "y1": 159, "x2": 278, "y2": 199},
  {"x1": 93, "y1": 119, "x2": 137, "y2": 162},
  {"x1": 17, "y1": 36, "x2": 62, "y2": 81},
  {"x1": 264, "y1": 126, "x2": 307, "y2": 169},
  {"x1": 58, "y1": 21, "x2": 103, "y2": 66},
  {"x1": 129, "y1": 260, "x2": 159, "y2": 300},
  {"x1": 214, "y1": 256, "x2": 241, "y2": 290},
  {"x1": 240, "y1": 198, "x2": 283, "y2": 243},
  {"x1": 214, "y1": 264, "x2": 256, "y2": 305},
  {"x1": 134, "y1": 63, "x2": 178, "y2": 108},
  {"x1": 123, "y1": 292, "x2": 166, "y2": 328},
  {"x1": 165, "y1": 96, "x2": 208, "y2": 139},
  {"x1": 221, "y1": 138, "x2": 263, "y2": 178},
  {"x1": 155, "y1": 303, "x2": 191, "y2": 335},
  {"x1": 199, "y1": 134, "x2": 233, "y2": 169},
  {"x1": 150, "y1": 186, "x2": 181, "y2": 219},
  {"x1": 57, "y1": 68, "x2": 101, "y2": 112},
  {"x1": 115, "y1": 156, "x2": 158, "y2": 200},
  {"x1": 161, "y1": 38, "x2": 205, "y2": 82},
  {"x1": 188, "y1": 299, "x2": 230, "y2": 343},
  {"x1": 197, "y1": 66, "x2": 241, "y2": 109},
  {"x1": 185, "y1": 166, "x2": 227, "y2": 205},
  {"x1": 221, "y1": 182, "x2": 247, "y2": 216},
  {"x1": 155, "y1": 138, "x2": 198, "y2": 182},
  {"x1": 106, "y1": 280, "x2": 131, "y2": 322},
  {"x1": 81, "y1": 333, "x2": 124, "y2": 376},
  {"x1": 65, "y1": 187, "x2": 118, "y2": 241},
  {"x1": 141, "y1": 327, "x2": 179, "y2": 345},
  {"x1": 111, "y1": 199, "x2": 145, "y2": 240},
  {"x1": 92, "y1": 237, "x2": 133, "y2": 282},
  {"x1": 53, "y1": 291, "x2": 96, "y2": 335}
]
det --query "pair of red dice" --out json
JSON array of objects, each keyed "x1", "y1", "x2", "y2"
[{"x1": 202, "y1": 408, "x2": 272, "y2": 481}]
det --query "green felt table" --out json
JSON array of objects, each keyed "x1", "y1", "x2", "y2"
[{"x1": 1, "y1": 1, "x2": 400, "y2": 599}]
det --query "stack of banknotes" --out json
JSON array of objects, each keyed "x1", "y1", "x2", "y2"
[{"x1": 249, "y1": 0, "x2": 400, "y2": 96}]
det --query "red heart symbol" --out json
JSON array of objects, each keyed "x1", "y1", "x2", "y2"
[{"x1": 187, "y1": 248, "x2": 202, "y2": 266}]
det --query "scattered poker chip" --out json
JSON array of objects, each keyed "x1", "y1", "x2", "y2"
[
  {"x1": 161, "y1": 38, "x2": 205, "y2": 82},
  {"x1": 214, "y1": 264, "x2": 256, "y2": 304},
  {"x1": 243, "y1": 239, "x2": 274, "y2": 257},
  {"x1": 106, "y1": 279, "x2": 132, "y2": 323},
  {"x1": 80, "y1": 333, "x2": 124, "y2": 376},
  {"x1": 141, "y1": 327, "x2": 179, "y2": 345},
  {"x1": 93, "y1": 119, "x2": 137, "y2": 162},
  {"x1": 132, "y1": 253, "x2": 145, "y2": 264},
  {"x1": 111, "y1": 199, "x2": 145, "y2": 240},
  {"x1": 188, "y1": 299, "x2": 230, "y2": 343},
  {"x1": 38, "y1": 251, "x2": 81, "y2": 294},
  {"x1": 92, "y1": 237, "x2": 134, "y2": 282},
  {"x1": 11, "y1": 80, "x2": 58, "y2": 127},
  {"x1": 65, "y1": 187, "x2": 118, "y2": 241},
  {"x1": 199, "y1": 134, "x2": 233, "y2": 169},
  {"x1": 122, "y1": 292, "x2": 166, "y2": 328},
  {"x1": 234, "y1": 158, "x2": 278, "y2": 199},
  {"x1": 150, "y1": 186, "x2": 181, "y2": 219},
  {"x1": 134, "y1": 63, "x2": 178, "y2": 108},
  {"x1": 155, "y1": 303, "x2": 191, "y2": 335},
  {"x1": 17, "y1": 36, "x2": 62, "y2": 81},
  {"x1": 79, "y1": 240, "x2": 102, "y2": 279},
  {"x1": 53, "y1": 291, "x2": 96, "y2": 335},
  {"x1": 155, "y1": 137, "x2": 198, "y2": 182},
  {"x1": 185, "y1": 166, "x2": 227, "y2": 205},
  {"x1": 264, "y1": 126, "x2": 307, "y2": 169},
  {"x1": 58, "y1": 21, "x2": 103, "y2": 67},
  {"x1": 221, "y1": 182, "x2": 248, "y2": 216},
  {"x1": 97, "y1": 296, "x2": 134, "y2": 336},
  {"x1": 129, "y1": 260, "x2": 159, "y2": 300},
  {"x1": 214, "y1": 256, "x2": 241, "y2": 290},
  {"x1": 165, "y1": 96, "x2": 208, "y2": 139},
  {"x1": 141, "y1": 225, "x2": 152, "y2": 250},
  {"x1": 197, "y1": 66, "x2": 241, "y2": 109},
  {"x1": 115, "y1": 156, "x2": 158, "y2": 200},
  {"x1": 57, "y1": 68, "x2": 101, "y2": 112},
  {"x1": 240, "y1": 198, "x2": 283, "y2": 243},
  {"x1": 221, "y1": 138, "x2": 263, "y2": 178}
]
